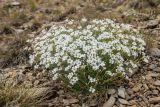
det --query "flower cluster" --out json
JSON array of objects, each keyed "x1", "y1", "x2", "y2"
[{"x1": 29, "y1": 18, "x2": 149, "y2": 93}]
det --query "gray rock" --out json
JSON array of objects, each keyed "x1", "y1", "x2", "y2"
[
  {"x1": 146, "y1": 20, "x2": 159, "y2": 29},
  {"x1": 88, "y1": 99, "x2": 98, "y2": 107},
  {"x1": 63, "y1": 99, "x2": 79, "y2": 106},
  {"x1": 153, "y1": 67, "x2": 160, "y2": 72},
  {"x1": 149, "y1": 97, "x2": 160, "y2": 103},
  {"x1": 150, "y1": 73, "x2": 160, "y2": 77},
  {"x1": 15, "y1": 29, "x2": 24, "y2": 34},
  {"x1": 152, "y1": 90, "x2": 159, "y2": 95},
  {"x1": 132, "y1": 84, "x2": 142, "y2": 92},
  {"x1": 10, "y1": 1, "x2": 21, "y2": 6},
  {"x1": 149, "y1": 64, "x2": 157, "y2": 70},
  {"x1": 103, "y1": 96, "x2": 116, "y2": 107},
  {"x1": 143, "y1": 84, "x2": 149, "y2": 90},
  {"x1": 71, "y1": 104, "x2": 81, "y2": 107},
  {"x1": 118, "y1": 98, "x2": 130, "y2": 105},
  {"x1": 154, "y1": 104, "x2": 160, "y2": 107},
  {"x1": 82, "y1": 104, "x2": 89, "y2": 107},
  {"x1": 153, "y1": 80, "x2": 160, "y2": 86},
  {"x1": 0, "y1": 73, "x2": 6, "y2": 81},
  {"x1": 157, "y1": 15, "x2": 160, "y2": 21},
  {"x1": 131, "y1": 105, "x2": 137, "y2": 107},
  {"x1": 126, "y1": 88, "x2": 134, "y2": 95},
  {"x1": 107, "y1": 88, "x2": 116, "y2": 95},
  {"x1": 128, "y1": 67, "x2": 138, "y2": 77},
  {"x1": 118, "y1": 87, "x2": 126, "y2": 98},
  {"x1": 150, "y1": 48, "x2": 160, "y2": 57},
  {"x1": 34, "y1": 80, "x2": 40, "y2": 86}
]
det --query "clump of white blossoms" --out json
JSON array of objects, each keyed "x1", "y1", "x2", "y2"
[{"x1": 29, "y1": 18, "x2": 149, "y2": 93}]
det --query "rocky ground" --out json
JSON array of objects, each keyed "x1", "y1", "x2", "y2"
[{"x1": 0, "y1": 0, "x2": 160, "y2": 107}]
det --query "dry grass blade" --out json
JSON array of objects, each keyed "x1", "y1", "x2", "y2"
[{"x1": 0, "y1": 79, "x2": 47, "y2": 107}]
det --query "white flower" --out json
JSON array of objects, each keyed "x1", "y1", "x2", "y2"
[
  {"x1": 62, "y1": 56, "x2": 68, "y2": 61},
  {"x1": 29, "y1": 55, "x2": 35, "y2": 64},
  {"x1": 89, "y1": 87, "x2": 95, "y2": 93},
  {"x1": 68, "y1": 21, "x2": 73, "y2": 25},
  {"x1": 34, "y1": 65, "x2": 39, "y2": 69},
  {"x1": 88, "y1": 76, "x2": 96, "y2": 83},
  {"x1": 87, "y1": 25, "x2": 92, "y2": 29},
  {"x1": 93, "y1": 27, "x2": 98, "y2": 31},
  {"x1": 107, "y1": 71, "x2": 114, "y2": 76},
  {"x1": 52, "y1": 73, "x2": 59, "y2": 80},
  {"x1": 70, "y1": 76, "x2": 78, "y2": 85},
  {"x1": 53, "y1": 68, "x2": 59, "y2": 72},
  {"x1": 100, "y1": 26, "x2": 105, "y2": 31},
  {"x1": 78, "y1": 26, "x2": 82, "y2": 29},
  {"x1": 68, "y1": 72, "x2": 74, "y2": 79},
  {"x1": 128, "y1": 68, "x2": 133, "y2": 73},
  {"x1": 143, "y1": 56, "x2": 149, "y2": 63},
  {"x1": 130, "y1": 60, "x2": 137, "y2": 68},
  {"x1": 82, "y1": 18, "x2": 87, "y2": 22}
]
